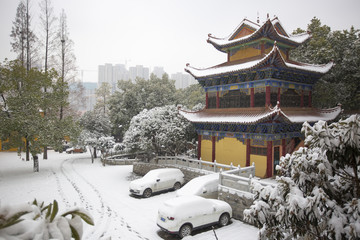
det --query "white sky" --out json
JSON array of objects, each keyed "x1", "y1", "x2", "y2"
[{"x1": 1, "y1": 0, "x2": 360, "y2": 82}]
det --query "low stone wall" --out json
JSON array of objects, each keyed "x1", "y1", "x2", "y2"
[
  {"x1": 133, "y1": 162, "x2": 208, "y2": 183},
  {"x1": 103, "y1": 159, "x2": 138, "y2": 165},
  {"x1": 218, "y1": 186, "x2": 254, "y2": 222}
]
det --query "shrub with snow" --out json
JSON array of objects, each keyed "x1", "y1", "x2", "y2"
[
  {"x1": 123, "y1": 105, "x2": 196, "y2": 156},
  {"x1": 244, "y1": 115, "x2": 360, "y2": 240}
]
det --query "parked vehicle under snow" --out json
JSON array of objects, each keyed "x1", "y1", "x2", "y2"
[
  {"x1": 157, "y1": 195, "x2": 232, "y2": 238},
  {"x1": 129, "y1": 168, "x2": 184, "y2": 198}
]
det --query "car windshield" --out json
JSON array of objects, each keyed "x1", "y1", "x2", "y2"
[{"x1": 142, "y1": 171, "x2": 159, "y2": 180}]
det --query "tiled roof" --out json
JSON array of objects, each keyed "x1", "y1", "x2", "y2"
[
  {"x1": 185, "y1": 45, "x2": 333, "y2": 78},
  {"x1": 207, "y1": 17, "x2": 310, "y2": 51},
  {"x1": 179, "y1": 105, "x2": 342, "y2": 125}
]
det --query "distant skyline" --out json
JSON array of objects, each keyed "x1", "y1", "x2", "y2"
[{"x1": 1, "y1": 0, "x2": 360, "y2": 82}]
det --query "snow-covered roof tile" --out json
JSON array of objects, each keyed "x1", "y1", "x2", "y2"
[
  {"x1": 179, "y1": 105, "x2": 342, "y2": 125},
  {"x1": 207, "y1": 17, "x2": 310, "y2": 50},
  {"x1": 185, "y1": 45, "x2": 333, "y2": 78}
]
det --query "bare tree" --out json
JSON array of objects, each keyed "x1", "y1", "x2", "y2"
[
  {"x1": 39, "y1": 0, "x2": 57, "y2": 159},
  {"x1": 57, "y1": 9, "x2": 77, "y2": 120}
]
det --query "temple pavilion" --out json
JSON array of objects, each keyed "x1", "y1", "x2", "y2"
[{"x1": 179, "y1": 16, "x2": 341, "y2": 178}]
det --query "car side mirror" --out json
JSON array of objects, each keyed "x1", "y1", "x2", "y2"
[
  {"x1": 202, "y1": 188, "x2": 207, "y2": 194},
  {"x1": 156, "y1": 179, "x2": 160, "y2": 182}
]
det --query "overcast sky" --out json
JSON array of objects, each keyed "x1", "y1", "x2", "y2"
[{"x1": 1, "y1": 0, "x2": 360, "y2": 83}]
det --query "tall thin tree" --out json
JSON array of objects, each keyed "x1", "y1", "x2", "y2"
[
  {"x1": 57, "y1": 9, "x2": 76, "y2": 120},
  {"x1": 39, "y1": 0, "x2": 57, "y2": 159},
  {"x1": 10, "y1": 0, "x2": 37, "y2": 161}
]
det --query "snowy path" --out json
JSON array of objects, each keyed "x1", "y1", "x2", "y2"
[{"x1": 0, "y1": 151, "x2": 258, "y2": 240}]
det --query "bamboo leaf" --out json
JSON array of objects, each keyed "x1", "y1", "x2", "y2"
[
  {"x1": 45, "y1": 203, "x2": 52, "y2": 219},
  {"x1": 50, "y1": 200, "x2": 58, "y2": 222}
]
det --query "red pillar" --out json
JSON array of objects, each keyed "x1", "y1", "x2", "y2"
[
  {"x1": 266, "y1": 86, "x2": 271, "y2": 106},
  {"x1": 212, "y1": 136, "x2": 216, "y2": 162},
  {"x1": 308, "y1": 91, "x2": 312, "y2": 107},
  {"x1": 267, "y1": 141, "x2": 273, "y2": 178},
  {"x1": 281, "y1": 139, "x2": 286, "y2": 157},
  {"x1": 300, "y1": 90, "x2": 304, "y2": 107},
  {"x1": 246, "y1": 139, "x2": 251, "y2": 166},
  {"x1": 205, "y1": 92, "x2": 209, "y2": 109},
  {"x1": 197, "y1": 135, "x2": 202, "y2": 160},
  {"x1": 250, "y1": 88, "x2": 254, "y2": 107},
  {"x1": 216, "y1": 92, "x2": 220, "y2": 108}
]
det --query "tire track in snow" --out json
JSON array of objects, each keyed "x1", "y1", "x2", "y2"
[
  {"x1": 51, "y1": 169, "x2": 71, "y2": 209},
  {"x1": 60, "y1": 158, "x2": 149, "y2": 240}
]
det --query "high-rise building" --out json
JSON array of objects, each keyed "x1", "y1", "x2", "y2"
[
  {"x1": 152, "y1": 66, "x2": 165, "y2": 78},
  {"x1": 171, "y1": 72, "x2": 196, "y2": 89}
]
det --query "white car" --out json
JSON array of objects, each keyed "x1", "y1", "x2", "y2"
[
  {"x1": 129, "y1": 168, "x2": 184, "y2": 198},
  {"x1": 157, "y1": 195, "x2": 232, "y2": 238},
  {"x1": 176, "y1": 173, "x2": 219, "y2": 199}
]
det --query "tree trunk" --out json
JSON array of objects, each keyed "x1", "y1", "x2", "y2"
[
  {"x1": 33, "y1": 155, "x2": 39, "y2": 172},
  {"x1": 43, "y1": 146, "x2": 48, "y2": 159},
  {"x1": 26, "y1": 137, "x2": 30, "y2": 161},
  {"x1": 94, "y1": 147, "x2": 97, "y2": 159}
]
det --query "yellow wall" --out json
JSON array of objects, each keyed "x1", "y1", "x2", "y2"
[
  {"x1": 215, "y1": 137, "x2": 246, "y2": 167},
  {"x1": 230, "y1": 47, "x2": 260, "y2": 62},
  {"x1": 250, "y1": 154, "x2": 267, "y2": 178},
  {"x1": 201, "y1": 138, "x2": 213, "y2": 162},
  {"x1": 0, "y1": 140, "x2": 19, "y2": 152}
]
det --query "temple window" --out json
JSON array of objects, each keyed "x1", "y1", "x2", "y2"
[
  {"x1": 250, "y1": 146, "x2": 267, "y2": 156},
  {"x1": 208, "y1": 92, "x2": 217, "y2": 109},
  {"x1": 254, "y1": 87, "x2": 266, "y2": 107},
  {"x1": 303, "y1": 90, "x2": 310, "y2": 107},
  {"x1": 270, "y1": 87, "x2": 279, "y2": 107},
  {"x1": 219, "y1": 89, "x2": 250, "y2": 108},
  {"x1": 281, "y1": 89, "x2": 301, "y2": 107}
]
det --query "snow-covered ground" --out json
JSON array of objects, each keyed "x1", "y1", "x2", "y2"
[{"x1": 0, "y1": 151, "x2": 258, "y2": 239}]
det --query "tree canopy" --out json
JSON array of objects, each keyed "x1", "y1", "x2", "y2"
[
  {"x1": 123, "y1": 105, "x2": 196, "y2": 156},
  {"x1": 291, "y1": 17, "x2": 360, "y2": 111}
]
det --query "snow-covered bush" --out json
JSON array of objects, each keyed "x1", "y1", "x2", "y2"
[
  {"x1": 244, "y1": 115, "x2": 360, "y2": 240},
  {"x1": 123, "y1": 105, "x2": 196, "y2": 156},
  {"x1": 0, "y1": 199, "x2": 93, "y2": 240}
]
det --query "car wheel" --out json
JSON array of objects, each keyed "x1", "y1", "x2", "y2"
[
  {"x1": 143, "y1": 188, "x2": 152, "y2": 198},
  {"x1": 219, "y1": 213, "x2": 230, "y2": 226},
  {"x1": 179, "y1": 224, "x2": 192, "y2": 238},
  {"x1": 173, "y1": 182, "x2": 181, "y2": 190}
]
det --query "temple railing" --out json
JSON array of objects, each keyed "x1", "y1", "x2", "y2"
[{"x1": 154, "y1": 155, "x2": 255, "y2": 176}]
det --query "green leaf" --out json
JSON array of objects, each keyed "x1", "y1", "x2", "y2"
[
  {"x1": 0, "y1": 211, "x2": 29, "y2": 229},
  {"x1": 45, "y1": 203, "x2": 52, "y2": 219},
  {"x1": 50, "y1": 200, "x2": 58, "y2": 222},
  {"x1": 69, "y1": 224, "x2": 80, "y2": 240},
  {"x1": 62, "y1": 210, "x2": 94, "y2": 226}
]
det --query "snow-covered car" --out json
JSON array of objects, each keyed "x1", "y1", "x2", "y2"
[
  {"x1": 176, "y1": 173, "x2": 219, "y2": 199},
  {"x1": 65, "y1": 147, "x2": 86, "y2": 154},
  {"x1": 157, "y1": 195, "x2": 232, "y2": 238},
  {"x1": 129, "y1": 168, "x2": 185, "y2": 198}
]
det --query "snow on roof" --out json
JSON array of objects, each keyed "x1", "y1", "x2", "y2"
[
  {"x1": 207, "y1": 17, "x2": 310, "y2": 50},
  {"x1": 185, "y1": 45, "x2": 333, "y2": 78},
  {"x1": 179, "y1": 105, "x2": 342, "y2": 124}
]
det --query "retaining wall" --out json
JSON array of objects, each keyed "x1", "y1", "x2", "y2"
[{"x1": 218, "y1": 186, "x2": 254, "y2": 222}]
